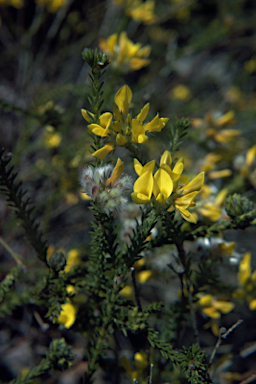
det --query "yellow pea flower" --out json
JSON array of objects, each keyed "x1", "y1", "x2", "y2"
[
  {"x1": 99, "y1": 32, "x2": 151, "y2": 72},
  {"x1": 131, "y1": 170, "x2": 154, "y2": 204},
  {"x1": 88, "y1": 112, "x2": 113, "y2": 137}
]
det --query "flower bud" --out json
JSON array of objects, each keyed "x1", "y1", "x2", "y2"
[{"x1": 48, "y1": 252, "x2": 66, "y2": 272}]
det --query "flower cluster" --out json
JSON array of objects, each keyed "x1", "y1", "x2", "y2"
[
  {"x1": 81, "y1": 85, "x2": 168, "y2": 160},
  {"x1": 99, "y1": 32, "x2": 151, "y2": 73},
  {"x1": 80, "y1": 158, "x2": 133, "y2": 214},
  {"x1": 132, "y1": 150, "x2": 204, "y2": 223}
]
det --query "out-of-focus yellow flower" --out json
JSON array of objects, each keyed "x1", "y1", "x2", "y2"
[
  {"x1": 200, "y1": 152, "x2": 232, "y2": 181},
  {"x1": 56, "y1": 302, "x2": 76, "y2": 328},
  {"x1": 36, "y1": 0, "x2": 66, "y2": 12},
  {"x1": 244, "y1": 57, "x2": 256, "y2": 74},
  {"x1": 234, "y1": 145, "x2": 256, "y2": 189},
  {"x1": 198, "y1": 293, "x2": 234, "y2": 335},
  {"x1": 65, "y1": 249, "x2": 81, "y2": 272},
  {"x1": 192, "y1": 110, "x2": 240, "y2": 144},
  {"x1": 120, "y1": 285, "x2": 134, "y2": 299},
  {"x1": 198, "y1": 186, "x2": 228, "y2": 221},
  {"x1": 233, "y1": 252, "x2": 256, "y2": 311},
  {"x1": 137, "y1": 270, "x2": 153, "y2": 283},
  {"x1": 44, "y1": 126, "x2": 62, "y2": 148},
  {"x1": 170, "y1": 84, "x2": 192, "y2": 101},
  {"x1": 238, "y1": 252, "x2": 251, "y2": 286},
  {"x1": 99, "y1": 32, "x2": 151, "y2": 72},
  {"x1": 127, "y1": 0, "x2": 156, "y2": 25}
]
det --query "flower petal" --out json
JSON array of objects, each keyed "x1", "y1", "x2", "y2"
[
  {"x1": 114, "y1": 85, "x2": 132, "y2": 115},
  {"x1": 106, "y1": 158, "x2": 124, "y2": 186},
  {"x1": 182, "y1": 172, "x2": 204, "y2": 195},
  {"x1": 92, "y1": 142, "x2": 116, "y2": 160},
  {"x1": 153, "y1": 168, "x2": 173, "y2": 200},
  {"x1": 136, "y1": 103, "x2": 150, "y2": 123}
]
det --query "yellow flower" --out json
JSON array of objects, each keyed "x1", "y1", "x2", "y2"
[
  {"x1": 81, "y1": 85, "x2": 168, "y2": 159},
  {"x1": 56, "y1": 302, "x2": 76, "y2": 328},
  {"x1": 170, "y1": 84, "x2": 192, "y2": 101},
  {"x1": 44, "y1": 127, "x2": 62, "y2": 148},
  {"x1": 192, "y1": 110, "x2": 240, "y2": 144},
  {"x1": 99, "y1": 32, "x2": 151, "y2": 72},
  {"x1": 198, "y1": 293, "x2": 234, "y2": 320},
  {"x1": 238, "y1": 252, "x2": 251, "y2": 285},
  {"x1": 65, "y1": 249, "x2": 80, "y2": 272},
  {"x1": 234, "y1": 252, "x2": 256, "y2": 311},
  {"x1": 170, "y1": 172, "x2": 204, "y2": 223},
  {"x1": 132, "y1": 152, "x2": 203, "y2": 223},
  {"x1": 127, "y1": 0, "x2": 156, "y2": 25},
  {"x1": 87, "y1": 112, "x2": 113, "y2": 137},
  {"x1": 198, "y1": 186, "x2": 228, "y2": 221}
]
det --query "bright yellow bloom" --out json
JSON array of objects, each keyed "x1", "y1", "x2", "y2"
[
  {"x1": 81, "y1": 85, "x2": 168, "y2": 159},
  {"x1": 87, "y1": 113, "x2": 113, "y2": 137},
  {"x1": 56, "y1": 302, "x2": 76, "y2": 328},
  {"x1": 132, "y1": 152, "x2": 203, "y2": 223},
  {"x1": 99, "y1": 32, "x2": 151, "y2": 72},
  {"x1": 137, "y1": 270, "x2": 153, "y2": 283}
]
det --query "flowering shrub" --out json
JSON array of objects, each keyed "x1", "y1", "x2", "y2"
[{"x1": 1, "y1": 1, "x2": 256, "y2": 383}]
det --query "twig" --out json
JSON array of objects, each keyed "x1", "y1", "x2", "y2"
[
  {"x1": 0, "y1": 236, "x2": 26, "y2": 270},
  {"x1": 209, "y1": 320, "x2": 243, "y2": 365}
]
